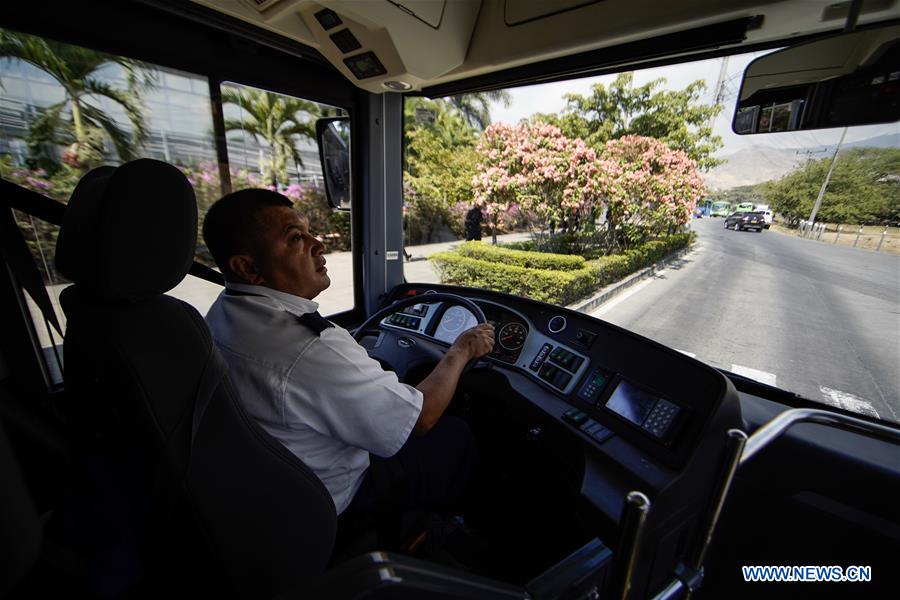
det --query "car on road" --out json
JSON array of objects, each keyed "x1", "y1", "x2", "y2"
[{"x1": 724, "y1": 211, "x2": 766, "y2": 232}]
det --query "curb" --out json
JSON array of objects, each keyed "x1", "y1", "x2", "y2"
[{"x1": 567, "y1": 243, "x2": 697, "y2": 315}]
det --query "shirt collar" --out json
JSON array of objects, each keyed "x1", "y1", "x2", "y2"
[{"x1": 224, "y1": 281, "x2": 320, "y2": 318}]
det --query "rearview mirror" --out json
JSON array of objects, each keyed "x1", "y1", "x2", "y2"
[
  {"x1": 733, "y1": 24, "x2": 900, "y2": 134},
  {"x1": 316, "y1": 117, "x2": 351, "y2": 210}
]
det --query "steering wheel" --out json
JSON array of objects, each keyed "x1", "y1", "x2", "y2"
[{"x1": 353, "y1": 293, "x2": 487, "y2": 381}]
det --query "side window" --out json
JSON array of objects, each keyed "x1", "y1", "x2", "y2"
[
  {"x1": 220, "y1": 82, "x2": 353, "y2": 315},
  {"x1": 0, "y1": 27, "x2": 220, "y2": 384}
]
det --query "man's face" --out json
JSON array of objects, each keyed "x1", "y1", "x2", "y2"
[{"x1": 249, "y1": 205, "x2": 330, "y2": 299}]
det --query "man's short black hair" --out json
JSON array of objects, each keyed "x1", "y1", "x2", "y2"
[{"x1": 202, "y1": 188, "x2": 293, "y2": 276}]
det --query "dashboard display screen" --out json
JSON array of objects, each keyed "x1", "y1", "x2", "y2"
[
  {"x1": 605, "y1": 380, "x2": 657, "y2": 426},
  {"x1": 434, "y1": 306, "x2": 479, "y2": 344}
]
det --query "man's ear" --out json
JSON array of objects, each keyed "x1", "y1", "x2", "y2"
[{"x1": 227, "y1": 255, "x2": 264, "y2": 285}]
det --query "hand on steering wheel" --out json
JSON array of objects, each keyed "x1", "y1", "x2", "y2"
[{"x1": 352, "y1": 293, "x2": 489, "y2": 381}]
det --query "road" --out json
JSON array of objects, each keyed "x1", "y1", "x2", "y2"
[{"x1": 593, "y1": 218, "x2": 900, "y2": 422}]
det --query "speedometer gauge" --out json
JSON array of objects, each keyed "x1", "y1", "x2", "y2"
[
  {"x1": 441, "y1": 306, "x2": 469, "y2": 332},
  {"x1": 498, "y1": 322, "x2": 527, "y2": 351}
]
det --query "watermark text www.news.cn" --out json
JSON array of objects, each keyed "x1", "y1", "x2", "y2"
[{"x1": 742, "y1": 565, "x2": 872, "y2": 583}]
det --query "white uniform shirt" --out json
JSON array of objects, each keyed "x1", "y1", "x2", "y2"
[{"x1": 205, "y1": 282, "x2": 423, "y2": 514}]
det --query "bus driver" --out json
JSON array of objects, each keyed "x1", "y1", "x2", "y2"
[{"x1": 202, "y1": 188, "x2": 494, "y2": 545}]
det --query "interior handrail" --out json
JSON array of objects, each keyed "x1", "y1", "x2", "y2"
[
  {"x1": 740, "y1": 407, "x2": 900, "y2": 466},
  {"x1": 652, "y1": 407, "x2": 900, "y2": 600}
]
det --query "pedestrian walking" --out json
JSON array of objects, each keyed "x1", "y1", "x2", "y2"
[{"x1": 464, "y1": 206, "x2": 482, "y2": 241}]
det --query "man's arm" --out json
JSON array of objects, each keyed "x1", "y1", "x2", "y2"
[{"x1": 414, "y1": 323, "x2": 494, "y2": 435}]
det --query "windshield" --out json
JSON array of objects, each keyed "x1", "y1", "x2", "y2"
[{"x1": 402, "y1": 50, "x2": 900, "y2": 424}]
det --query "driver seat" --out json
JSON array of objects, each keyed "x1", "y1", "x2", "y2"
[{"x1": 55, "y1": 160, "x2": 336, "y2": 598}]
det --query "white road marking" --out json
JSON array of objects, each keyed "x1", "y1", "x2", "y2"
[
  {"x1": 731, "y1": 364, "x2": 777, "y2": 387},
  {"x1": 592, "y1": 278, "x2": 655, "y2": 317},
  {"x1": 819, "y1": 386, "x2": 880, "y2": 419},
  {"x1": 676, "y1": 349, "x2": 696, "y2": 358}
]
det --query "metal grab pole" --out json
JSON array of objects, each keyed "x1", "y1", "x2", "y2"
[
  {"x1": 612, "y1": 491, "x2": 652, "y2": 600},
  {"x1": 650, "y1": 429, "x2": 748, "y2": 600},
  {"x1": 689, "y1": 429, "x2": 748, "y2": 574}
]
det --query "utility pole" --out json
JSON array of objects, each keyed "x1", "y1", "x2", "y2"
[
  {"x1": 708, "y1": 56, "x2": 730, "y2": 131},
  {"x1": 808, "y1": 127, "x2": 848, "y2": 224}
]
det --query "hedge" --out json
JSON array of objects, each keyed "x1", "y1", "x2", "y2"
[
  {"x1": 592, "y1": 233, "x2": 694, "y2": 287},
  {"x1": 455, "y1": 241, "x2": 585, "y2": 271},
  {"x1": 429, "y1": 232, "x2": 694, "y2": 306},
  {"x1": 429, "y1": 253, "x2": 601, "y2": 305}
]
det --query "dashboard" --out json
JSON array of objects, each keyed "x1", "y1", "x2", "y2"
[
  {"x1": 376, "y1": 283, "x2": 743, "y2": 597},
  {"x1": 378, "y1": 284, "x2": 742, "y2": 471}
]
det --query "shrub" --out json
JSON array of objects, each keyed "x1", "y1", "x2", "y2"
[
  {"x1": 430, "y1": 232, "x2": 694, "y2": 306},
  {"x1": 455, "y1": 241, "x2": 586, "y2": 271},
  {"x1": 429, "y1": 252, "x2": 600, "y2": 305},
  {"x1": 499, "y1": 240, "x2": 535, "y2": 251}
]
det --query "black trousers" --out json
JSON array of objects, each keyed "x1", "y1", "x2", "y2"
[{"x1": 336, "y1": 416, "x2": 477, "y2": 548}]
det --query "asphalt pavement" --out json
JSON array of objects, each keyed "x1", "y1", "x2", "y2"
[{"x1": 592, "y1": 218, "x2": 900, "y2": 422}]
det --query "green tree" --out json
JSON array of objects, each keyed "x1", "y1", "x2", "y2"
[
  {"x1": 404, "y1": 103, "x2": 480, "y2": 242},
  {"x1": 401, "y1": 93, "x2": 509, "y2": 241},
  {"x1": 763, "y1": 147, "x2": 900, "y2": 226},
  {"x1": 446, "y1": 90, "x2": 512, "y2": 131},
  {"x1": 222, "y1": 86, "x2": 321, "y2": 186},
  {"x1": 0, "y1": 29, "x2": 153, "y2": 172},
  {"x1": 406, "y1": 110, "x2": 478, "y2": 204},
  {"x1": 535, "y1": 72, "x2": 724, "y2": 171}
]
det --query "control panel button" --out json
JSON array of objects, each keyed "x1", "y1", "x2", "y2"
[
  {"x1": 553, "y1": 370, "x2": 572, "y2": 389},
  {"x1": 575, "y1": 328, "x2": 596, "y2": 347},
  {"x1": 388, "y1": 313, "x2": 421, "y2": 329},
  {"x1": 578, "y1": 418, "x2": 613, "y2": 443},
  {"x1": 578, "y1": 369, "x2": 610, "y2": 403},
  {"x1": 530, "y1": 343, "x2": 553, "y2": 371},
  {"x1": 549, "y1": 347, "x2": 583, "y2": 372},
  {"x1": 563, "y1": 408, "x2": 588, "y2": 426},
  {"x1": 640, "y1": 398, "x2": 682, "y2": 439}
]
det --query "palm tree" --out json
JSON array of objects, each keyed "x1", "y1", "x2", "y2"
[
  {"x1": 447, "y1": 90, "x2": 512, "y2": 131},
  {"x1": 221, "y1": 86, "x2": 321, "y2": 187},
  {"x1": 0, "y1": 29, "x2": 153, "y2": 170}
]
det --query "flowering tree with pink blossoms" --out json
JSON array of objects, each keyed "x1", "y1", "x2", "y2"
[
  {"x1": 472, "y1": 126, "x2": 705, "y2": 253},
  {"x1": 602, "y1": 135, "x2": 705, "y2": 247},
  {"x1": 472, "y1": 122, "x2": 613, "y2": 243}
]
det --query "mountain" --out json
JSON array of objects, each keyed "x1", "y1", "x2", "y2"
[
  {"x1": 704, "y1": 132, "x2": 899, "y2": 190},
  {"x1": 703, "y1": 146, "x2": 801, "y2": 190}
]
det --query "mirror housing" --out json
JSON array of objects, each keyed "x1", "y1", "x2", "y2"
[
  {"x1": 733, "y1": 24, "x2": 900, "y2": 135},
  {"x1": 316, "y1": 117, "x2": 351, "y2": 210}
]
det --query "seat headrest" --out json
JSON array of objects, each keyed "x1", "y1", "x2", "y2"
[{"x1": 55, "y1": 159, "x2": 197, "y2": 301}]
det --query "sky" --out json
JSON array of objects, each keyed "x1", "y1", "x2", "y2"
[{"x1": 486, "y1": 49, "x2": 900, "y2": 159}]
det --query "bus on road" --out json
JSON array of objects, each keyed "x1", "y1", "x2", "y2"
[{"x1": 710, "y1": 200, "x2": 731, "y2": 217}]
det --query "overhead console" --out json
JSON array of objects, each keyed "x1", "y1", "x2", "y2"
[
  {"x1": 184, "y1": 0, "x2": 900, "y2": 95},
  {"x1": 189, "y1": 0, "x2": 481, "y2": 92}
]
